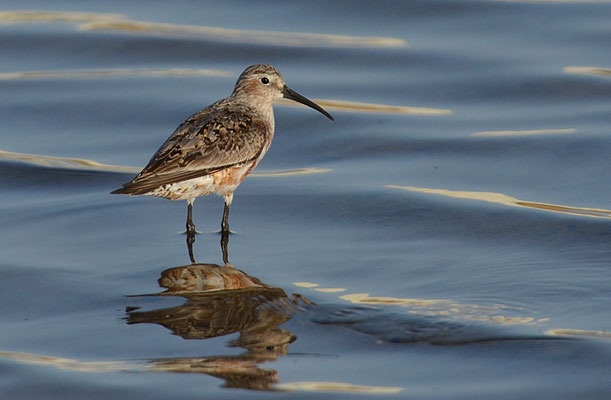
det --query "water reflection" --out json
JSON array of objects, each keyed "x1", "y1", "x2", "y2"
[
  {"x1": 563, "y1": 65, "x2": 611, "y2": 77},
  {"x1": 470, "y1": 128, "x2": 576, "y2": 137},
  {"x1": 276, "y1": 98, "x2": 452, "y2": 115},
  {"x1": 126, "y1": 238, "x2": 308, "y2": 390},
  {"x1": 387, "y1": 185, "x2": 611, "y2": 219},
  {"x1": 186, "y1": 226, "x2": 226, "y2": 264},
  {"x1": 0, "y1": 10, "x2": 406, "y2": 48},
  {"x1": 124, "y1": 229, "x2": 564, "y2": 391},
  {"x1": 0, "y1": 148, "x2": 332, "y2": 177},
  {"x1": 0, "y1": 68, "x2": 233, "y2": 80}
]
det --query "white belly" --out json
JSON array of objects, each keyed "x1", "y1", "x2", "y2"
[{"x1": 145, "y1": 163, "x2": 256, "y2": 201}]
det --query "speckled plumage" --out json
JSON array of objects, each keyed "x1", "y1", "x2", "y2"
[
  {"x1": 115, "y1": 103, "x2": 270, "y2": 200},
  {"x1": 112, "y1": 64, "x2": 333, "y2": 241}
]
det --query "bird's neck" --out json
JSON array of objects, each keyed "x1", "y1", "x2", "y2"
[{"x1": 229, "y1": 93, "x2": 275, "y2": 133}]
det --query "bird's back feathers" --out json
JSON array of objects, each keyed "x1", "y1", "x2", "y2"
[{"x1": 112, "y1": 101, "x2": 268, "y2": 196}]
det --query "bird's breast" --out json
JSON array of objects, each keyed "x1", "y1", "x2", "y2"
[{"x1": 211, "y1": 162, "x2": 257, "y2": 195}]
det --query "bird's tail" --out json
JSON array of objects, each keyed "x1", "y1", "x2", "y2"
[
  {"x1": 110, "y1": 181, "x2": 155, "y2": 196},
  {"x1": 110, "y1": 187, "x2": 125, "y2": 195}
]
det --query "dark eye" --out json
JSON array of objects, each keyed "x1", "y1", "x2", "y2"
[{"x1": 260, "y1": 77, "x2": 270, "y2": 84}]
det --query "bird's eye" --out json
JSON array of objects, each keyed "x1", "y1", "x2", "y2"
[{"x1": 260, "y1": 77, "x2": 270, "y2": 84}]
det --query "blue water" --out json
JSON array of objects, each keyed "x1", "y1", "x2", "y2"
[{"x1": 0, "y1": 1, "x2": 610, "y2": 398}]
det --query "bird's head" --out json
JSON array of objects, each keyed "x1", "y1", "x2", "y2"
[{"x1": 232, "y1": 64, "x2": 334, "y2": 121}]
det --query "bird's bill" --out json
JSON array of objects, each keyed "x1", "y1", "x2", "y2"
[{"x1": 282, "y1": 85, "x2": 334, "y2": 121}]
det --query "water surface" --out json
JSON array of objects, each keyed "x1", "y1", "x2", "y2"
[{"x1": 0, "y1": 1, "x2": 610, "y2": 399}]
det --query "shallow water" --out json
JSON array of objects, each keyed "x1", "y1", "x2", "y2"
[{"x1": 1, "y1": 1, "x2": 610, "y2": 399}]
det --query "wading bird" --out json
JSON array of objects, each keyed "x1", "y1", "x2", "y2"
[{"x1": 112, "y1": 64, "x2": 334, "y2": 241}]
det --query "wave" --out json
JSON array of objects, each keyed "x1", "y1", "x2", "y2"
[
  {"x1": 0, "y1": 10, "x2": 407, "y2": 48},
  {"x1": 387, "y1": 185, "x2": 611, "y2": 219}
]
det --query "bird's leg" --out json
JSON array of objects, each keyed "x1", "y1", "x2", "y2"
[
  {"x1": 221, "y1": 203, "x2": 230, "y2": 233},
  {"x1": 185, "y1": 199, "x2": 197, "y2": 263},
  {"x1": 220, "y1": 230, "x2": 230, "y2": 265},
  {"x1": 187, "y1": 229, "x2": 196, "y2": 264},
  {"x1": 186, "y1": 199, "x2": 196, "y2": 235},
  {"x1": 221, "y1": 193, "x2": 233, "y2": 234}
]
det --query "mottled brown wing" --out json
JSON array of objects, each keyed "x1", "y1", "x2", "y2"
[{"x1": 113, "y1": 105, "x2": 268, "y2": 195}]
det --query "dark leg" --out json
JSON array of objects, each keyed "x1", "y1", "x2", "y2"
[
  {"x1": 221, "y1": 193, "x2": 233, "y2": 234},
  {"x1": 221, "y1": 202, "x2": 230, "y2": 234},
  {"x1": 220, "y1": 231, "x2": 229, "y2": 265},
  {"x1": 186, "y1": 200, "x2": 196, "y2": 235},
  {"x1": 187, "y1": 228, "x2": 196, "y2": 264},
  {"x1": 186, "y1": 200, "x2": 196, "y2": 263}
]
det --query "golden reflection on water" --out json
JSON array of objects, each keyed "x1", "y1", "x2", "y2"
[
  {"x1": 0, "y1": 149, "x2": 141, "y2": 173},
  {"x1": 0, "y1": 351, "x2": 135, "y2": 373},
  {"x1": 292, "y1": 282, "x2": 347, "y2": 293},
  {"x1": 80, "y1": 20, "x2": 406, "y2": 48},
  {"x1": 277, "y1": 98, "x2": 453, "y2": 115},
  {"x1": 340, "y1": 293, "x2": 547, "y2": 325},
  {"x1": 0, "y1": 349, "x2": 402, "y2": 394},
  {"x1": 387, "y1": 185, "x2": 611, "y2": 219},
  {"x1": 0, "y1": 10, "x2": 121, "y2": 24},
  {"x1": 545, "y1": 329, "x2": 611, "y2": 339},
  {"x1": 292, "y1": 283, "x2": 547, "y2": 326},
  {"x1": 502, "y1": 0, "x2": 611, "y2": 3},
  {"x1": 276, "y1": 381, "x2": 403, "y2": 394},
  {"x1": 293, "y1": 282, "x2": 320, "y2": 288},
  {"x1": 470, "y1": 128, "x2": 576, "y2": 137},
  {"x1": 0, "y1": 10, "x2": 406, "y2": 48},
  {"x1": 563, "y1": 66, "x2": 611, "y2": 77},
  {"x1": 0, "y1": 148, "x2": 330, "y2": 177},
  {"x1": 0, "y1": 68, "x2": 233, "y2": 80},
  {"x1": 314, "y1": 287, "x2": 347, "y2": 293}
]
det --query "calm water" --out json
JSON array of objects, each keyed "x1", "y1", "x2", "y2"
[{"x1": 1, "y1": 1, "x2": 610, "y2": 399}]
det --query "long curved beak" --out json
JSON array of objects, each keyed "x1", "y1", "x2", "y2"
[{"x1": 282, "y1": 85, "x2": 334, "y2": 121}]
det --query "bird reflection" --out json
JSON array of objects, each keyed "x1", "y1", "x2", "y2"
[
  {"x1": 126, "y1": 237, "x2": 310, "y2": 390},
  {"x1": 187, "y1": 227, "x2": 228, "y2": 264}
]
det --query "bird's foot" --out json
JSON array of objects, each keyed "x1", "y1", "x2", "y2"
[
  {"x1": 183, "y1": 222, "x2": 200, "y2": 235},
  {"x1": 181, "y1": 229, "x2": 202, "y2": 235}
]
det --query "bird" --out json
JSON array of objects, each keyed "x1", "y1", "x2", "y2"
[{"x1": 111, "y1": 64, "x2": 334, "y2": 239}]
